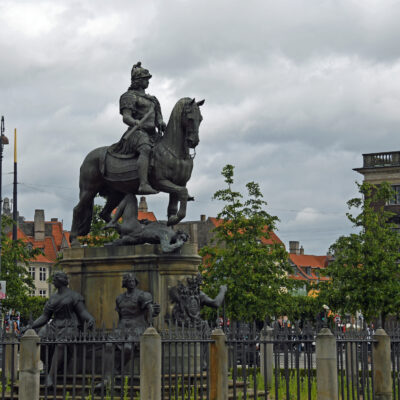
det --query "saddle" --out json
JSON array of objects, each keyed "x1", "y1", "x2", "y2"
[{"x1": 100, "y1": 144, "x2": 139, "y2": 182}]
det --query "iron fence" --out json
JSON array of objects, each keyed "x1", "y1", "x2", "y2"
[
  {"x1": 0, "y1": 329, "x2": 19, "y2": 400},
  {"x1": 39, "y1": 327, "x2": 140, "y2": 400},
  {"x1": 160, "y1": 322, "x2": 212, "y2": 400},
  {"x1": 0, "y1": 321, "x2": 398, "y2": 399},
  {"x1": 335, "y1": 326, "x2": 375, "y2": 400},
  {"x1": 386, "y1": 321, "x2": 400, "y2": 400}
]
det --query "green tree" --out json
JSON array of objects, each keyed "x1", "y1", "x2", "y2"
[
  {"x1": 78, "y1": 204, "x2": 118, "y2": 247},
  {"x1": 320, "y1": 181, "x2": 400, "y2": 324},
  {"x1": 0, "y1": 215, "x2": 43, "y2": 315},
  {"x1": 199, "y1": 165, "x2": 296, "y2": 321},
  {"x1": 18, "y1": 296, "x2": 48, "y2": 324},
  {"x1": 284, "y1": 293, "x2": 324, "y2": 323}
]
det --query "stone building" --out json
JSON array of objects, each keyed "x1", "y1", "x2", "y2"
[
  {"x1": 353, "y1": 150, "x2": 400, "y2": 223},
  {"x1": 177, "y1": 214, "x2": 284, "y2": 251}
]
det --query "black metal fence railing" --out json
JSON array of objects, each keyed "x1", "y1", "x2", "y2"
[
  {"x1": 2, "y1": 321, "x2": 400, "y2": 399},
  {"x1": 39, "y1": 327, "x2": 140, "y2": 400},
  {"x1": 224, "y1": 322, "x2": 317, "y2": 400},
  {"x1": 386, "y1": 321, "x2": 400, "y2": 400},
  {"x1": 335, "y1": 326, "x2": 375, "y2": 400},
  {"x1": 160, "y1": 322, "x2": 212, "y2": 400},
  {"x1": 0, "y1": 329, "x2": 19, "y2": 400},
  {"x1": 226, "y1": 322, "x2": 262, "y2": 400}
]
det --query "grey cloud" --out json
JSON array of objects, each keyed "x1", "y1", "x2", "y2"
[{"x1": 1, "y1": 0, "x2": 400, "y2": 255}]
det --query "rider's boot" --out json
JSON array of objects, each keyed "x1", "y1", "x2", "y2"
[{"x1": 137, "y1": 148, "x2": 158, "y2": 195}]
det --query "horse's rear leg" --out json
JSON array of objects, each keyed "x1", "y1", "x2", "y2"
[
  {"x1": 99, "y1": 193, "x2": 124, "y2": 223},
  {"x1": 70, "y1": 189, "x2": 96, "y2": 243}
]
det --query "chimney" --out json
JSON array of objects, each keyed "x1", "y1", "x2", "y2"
[
  {"x1": 34, "y1": 209, "x2": 45, "y2": 241},
  {"x1": 200, "y1": 214, "x2": 206, "y2": 222},
  {"x1": 3, "y1": 197, "x2": 11, "y2": 215},
  {"x1": 300, "y1": 246, "x2": 304, "y2": 255},
  {"x1": 289, "y1": 241, "x2": 300, "y2": 254},
  {"x1": 138, "y1": 196, "x2": 148, "y2": 213}
]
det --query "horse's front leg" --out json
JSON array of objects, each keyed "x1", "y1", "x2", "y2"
[
  {"x1": 154, "y1": 180, "x2": 188, "y2": 225},
  {"x1": 167, "y1": 193, "x2": 179, "y2": 220}
]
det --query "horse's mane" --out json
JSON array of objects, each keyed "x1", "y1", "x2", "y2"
[{"x1": 164, "y1": 97, "x2": 192, "y2": 138}]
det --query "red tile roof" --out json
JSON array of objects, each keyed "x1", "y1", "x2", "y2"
[
  {"x1": 289, "y1": 253, "x2": 330, "y2": 281},
  {"x1": 8, "y1": 220, "x2": 70, "y2": 264},
  {"x1": 289, "y1": 254, "x2": 328, "y2": 269},
  {"x1": 138, "y1": 211, "x2": 157, "y2": 222},
  {"x1": 208, "y1": 217, "x2": 283, "y2": 245}
]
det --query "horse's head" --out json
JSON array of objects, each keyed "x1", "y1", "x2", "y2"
[{"x1": 181, "y1": 98, "x2": 204, "y2": 149}]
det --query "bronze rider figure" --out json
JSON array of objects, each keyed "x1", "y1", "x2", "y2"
[{"x1": 115, "y1": 62, "x2": 167, "y2": 195}]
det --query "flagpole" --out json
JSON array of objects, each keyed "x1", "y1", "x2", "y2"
[
  {"x1": 12, "y1": 129, "x2": 17, "y2": 243},
  {"x1": 0, "y1": 117, "x2": 9, "y2": 276}
]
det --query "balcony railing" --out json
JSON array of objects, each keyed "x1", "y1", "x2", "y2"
[{"x1": 363, "y1": 151, "x2": 400, "y2": 168}]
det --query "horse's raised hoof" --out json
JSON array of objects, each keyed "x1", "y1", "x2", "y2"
[
  {"x1": 138, "y1": 183, "x2": 159, "y2": 195},
  {"x1": 167, "y1": 215, "x2": 179, "y2": 226}
]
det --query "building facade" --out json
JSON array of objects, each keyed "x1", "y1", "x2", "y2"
[
  {"x1": 353, "y1": 150, "x2": 400, "y2": 223},
  {"x1": 4, "y1": 203, "x2": 70, "y2": 297}
]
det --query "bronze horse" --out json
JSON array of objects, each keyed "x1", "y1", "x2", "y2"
[{"x1": 70, "y1": 97, "x2": 204, "y2": 243}]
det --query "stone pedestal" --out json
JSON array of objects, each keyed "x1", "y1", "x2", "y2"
[{"x1": 59, "y1": 243, "x2": 201, "y2": 329}]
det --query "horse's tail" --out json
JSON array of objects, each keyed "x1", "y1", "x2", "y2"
[
  {"x1": 70, "y1": 147, "x2": 106, "y2": 242},
  {"x1": 70, "y1": 196, "x2": 94, "y2": 241}
]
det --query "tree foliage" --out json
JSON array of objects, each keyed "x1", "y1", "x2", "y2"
[
  {"x1": 320, "y1": 181, "x2": 400, "y2": 323},
  {"x1": 0, "y1": 215, "x2": 43, "y2": 315},
  {"x1": 199, "y1": 165, "x2": 296, "y2": 321},
  {"x1": 18, "y1": 296, "x2": 48, "y2": 324},
  {"x1": 78, "y1": 204, "x2": 118, "y2": 247}
]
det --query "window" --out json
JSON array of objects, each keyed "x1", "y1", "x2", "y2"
[
  {"x1": 39, "y1": 290, "x2": 47, "y2": 297},
  {"x1": 39, "y1": 267, "x2": 47, "y2": 281},
  {"x1": 29, "y1": 267, "x2": 35, "y2": 280},
  {"x1": 388, "y1": 185, "x2": 400, "y2": 205}
]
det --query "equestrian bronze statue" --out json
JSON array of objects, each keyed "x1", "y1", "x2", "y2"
[{"x1": 70, "y1": 62, "x2": 204, "y2": 245}]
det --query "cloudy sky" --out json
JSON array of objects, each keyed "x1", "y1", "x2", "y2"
[{"x1": 1, "y1": 0, "x2": 400, "y2": 254}]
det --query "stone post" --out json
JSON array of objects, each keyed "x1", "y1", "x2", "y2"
[
  {"x1": 19, "y1": 329, "x2": 40, "y2": 400},
  {"x1": 5, "y1": 332, "x2": 18, "y2": 381},
  {"x1": 260, "y1": 326, "x2": 273, "y2": 390},
  {"x1": 316, "y1": 327, "x2": 338, "y2": 400},
  {"x1": 140, "y1": 327, "x2": 161, "y2": 400},
  {"x1": 373, "y1": 328, "x2": 392, "y2": 400},
  {"x1": 210, "y1": 328, "x2": 228, "y2": 400}
]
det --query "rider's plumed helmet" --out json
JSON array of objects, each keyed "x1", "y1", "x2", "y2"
[{"x1": 131, "y1": 62, "x2": 152, "y2": 81}]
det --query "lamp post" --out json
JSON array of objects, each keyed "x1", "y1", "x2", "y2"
[{"x1": 0, "y1": 116, "x2": 9, "y2": 277}]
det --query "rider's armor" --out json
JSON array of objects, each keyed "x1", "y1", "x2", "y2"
[{"x1": 118, "y1": 90, "x2": 163, "y2": 154}]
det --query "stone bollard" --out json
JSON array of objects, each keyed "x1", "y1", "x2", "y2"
[
  {"x1": 19, "y1": 329, "x2": 40, "y2": 400},
  {"x1": 373, "y1": 328, "x2": 392, "y2": 400},
  {"x1": 316, "y1": 327, "x2": 338, "y2": 400},
  {"x1": 140, "y1": 327, "x2": 161, "y2": 400},
  {"x1": 210, "y1": 328, "x2": 228, "y2": 400},
  {"x1": 5, "y1": 332, "x2": 18, "y2": 381},
  {"x1": 260, "y1": 326, "x2": 273, "y2": 390}
]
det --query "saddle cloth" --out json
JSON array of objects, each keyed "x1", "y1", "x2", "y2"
[{"x1": 100, "y1": 145, "x2": 139, "y2": 182}]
